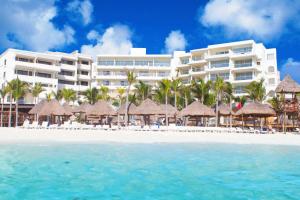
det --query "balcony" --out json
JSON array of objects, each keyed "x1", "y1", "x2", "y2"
[
  {"x1": 57, "y1": 74, "x2": 77, "y2": 81},
  {"x1": 78, "y1": 64, "x2": 91, "y2": 71},
  {"x1": 60, "y1": 63, "x2": 77, "y2": 71},
  {"x1": 15, "y1": 61, "x2": 60, "y2": 72},
  {"x1": 77, "y1": 74, "x2": 90, "y2": 80}
]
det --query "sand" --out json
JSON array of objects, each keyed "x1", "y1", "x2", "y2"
[{"x1": 0, "y1": 127, "x2": 300, "y2": 146}]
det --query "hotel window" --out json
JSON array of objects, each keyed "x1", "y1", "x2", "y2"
[
  {"x1": 115, "y1": 60, "x2": 134, "y2": 66},
  {"x1": 135, "y1": 60, "x2": 153, "y2": 66},
  {"x1": 181, "y1": 70, "x2": 189, "y2": 75},
  {"x1": 210, "y1": 60, "x2": 229, "y2": 68},
  {"x1": 59, "y1": 70, "x2": 73, "y2": 76},
  {"x1": 58, "y1": 80, "x2": 74, "y2": 85},
  {"x1": 103, "y1": 80, "x2": 110, "y2": 86},
  {"x1": 180, "y1": 58, "x2": 189, "y2": 65},
  {"x1": 79, "y1": 70, "x2": 89, "y2": 75},
  {"x1": 15, "y1": 70, "x2": 33, "y2": 76},
  {"x1": 16, "y1": 57, "x2": 34, "y2": 63},
  {"x1": 154, "y1": 60, "x2": 170, "y2": 67},
  {"x1": 81, "y1": 60, "x2": 89, "y2": 65},
  {"x1": 268, "y1": 66, "x2": 275, "y2": 73},
  {"x1": 232, "y1": 47, "x2": 252, "y2": 54},
  {"x1": 234, "y1": 86, "x2": 246, "y2": 94},
  {"x1": 139, "y1": 71, "x2": 149, "y2": 76},
  {"x1": 80, "y1": 81, "x2": 88, "y2": 86},
  {"x1": 192, "y1": 55, "x2": 203, "y2": 61},
  {"x1": 61, "y1": 59, "x2": 74, "y2": 65},
  {"x1": 192, "y1": 66, "x2": 204, "y2": 72},
  {"x1": 267, "y1": 53, "x2": 275, "y2": 60},
  {"x1": 36, "y1": 72, "x2": 51, "y2": 78},
  {"x1": 37, "y1": 60, "x2": 52, "y2": 65},
  {"x1": 4, "y1": 59, "x2": 6, "y2": 65},
  {"x1": 158, "y1": 72, "x2": 168, "y2": 77},
  {"x1": 234, "y1": 59, "x2": 252, "y2": 68},
  {"x1": 98, "y1": 60, "x2": 114, "y2": 66},
  {"x1": 235, "y1": 72, "x2": 253, "y2": 80},
  {"x1": 269, "y1": 78, "x2": 275, "y2": 85},
  {"x1": 102, "y1": 71, "x2": 111, "y2": 75},
  {"x1": 215, "y1": 50, "x2": 229, "y2": 55},
  {"x1": 120, "y1": 81, "x2": 128, "y2": 86},
  {"x1": 210, "y1": 73, "x2": 229, "y2": 81}
]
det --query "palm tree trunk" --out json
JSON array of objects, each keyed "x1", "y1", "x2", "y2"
[
  {"x1": 8, "y1": 94, "x2": 12, "y2": 127},
  {"x1": 15, "y1": 100, "x2": 18, "y2": 127},
  {"x1": 215, "y1": 94, "x2": 219, "y2": 127},
  {"x1": 185, "y1": 94, "x2": 188, "y2": 108},
  {"x1": 0, "y1": 99, "x2": 3, "y2": 127},
  {"x1": 229, "y1": 96, "x2": 232, "y2": 128},
  {"x1": 125, "y1": 85, "x2": 130, "y2": 127},
  {"x1": 174, "y1": 91, "x2": 177, "y2": 110},
  {"x1": 165, "y1": 95, "x2": 168, "y2": 126}
]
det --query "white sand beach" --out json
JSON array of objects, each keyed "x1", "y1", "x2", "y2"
[{"x1": 0, "y1": 127, "x2": 300, "y2": 146}]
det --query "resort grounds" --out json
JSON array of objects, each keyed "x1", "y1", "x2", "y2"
[{"x1": 1, "y1": 127, "x2": 300, "y2": 146}]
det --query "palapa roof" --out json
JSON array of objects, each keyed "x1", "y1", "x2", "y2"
[
  {"x1": 235, "y1": 102, "x2": 276, "y2": 117},
  {"x1": 275, "y1": 75, "x2": 300, "y2": 94},
  {"x1": 159, "y1": 104, "x2": 178, "y2": 116},
  {"x1": 180, "y1": 101, "x2": 215, "y2": 117},
  {"x1": 86, "y1": 100, "x2": 116, "y2": 116},
  {"x1": 117, "y1": 103, "x2": 137, "y2": 115},
  {"x1": 28, "y1": 100, "x2": 47, "y2": 115},
  {"x1": 63, "y1": 103, "x2": 74, "y2": 113},
  {"x1": 132, "y1": 98, "x2": 162, "y2": 115},
  {"x1": 218, "y1": 104, "x2": 232, "y2": 116},
  {"x1": 38, "y1": 99, "x2": 72, "y2": 116},
  {"x1": 73, "y1": 102, "x2": 92, "y2": 113}
]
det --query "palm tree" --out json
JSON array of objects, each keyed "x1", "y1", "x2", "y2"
[
  {"x1": 11, "y1": 78, "x2": 29, "y2": 127},
  {"x1": 6, "y1": 81, "x2": 14, "y2": 127},
  {"x1": 180, "y1": 85, "x2": 191, "y2": 108},
  {"x1": 83, "y1": 87, "x2": 99, "y2": 104},
  {"x1": 245, "y1": 79, "x2": 266, "y2": 102},
  {"x1": 52, "y1": 90, "x2": 63, "y2": 102},
  {"x1": 125, "y1": 71, "x2": 137, "y2": 126},
  {"x1": 32, "y1": 83, "x2": 44, "y2": 104},
  {"x1": 61, "y1": 88, "x2": 76, "y2": 103},
  {"x1": 116, "y1": 87, "x2": 126, "y2": 107},
  {"x1": 159, "y1": 79, "x2": 172, "y2": 126},
  {"x1": 191, "y1": 79, "x2": 212, "y2": 104},
  {"x1": 0, "y1": 87, "x2": 8, "y2": 127},
  {"x1": 268, "y1": 95, "x2": 284, "y2": 125},
  {"x1": 46, "y1": 93, "x2": 52, "y2": 101},
  {"x1": 98, "y1": 86, "x2": 110, "y2": 101},
  {"x1": 171, "y1": 78, "x2": 182, "y2": 110},
  {"x1": 213, "y1": 76, "x2": 228, "y2": 127},
  {"x1": 134, "y1": 81, "x2": 151, "y2": 102}
]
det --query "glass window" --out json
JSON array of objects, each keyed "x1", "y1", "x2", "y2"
[
  {"x1": 61, "y1": 59, "x2": 74, "y2": 65},
  {"x1": 234, "y1": 86, "x2": 246, "y2": 94},
  {"x1": 267, "y1": 54, "x2": 275, "y2": 60},
  {"x1": 16, "y1": 57, "x2": 34, "y2": 63},
  {"x1": 37, "y1": 60, "x2": 52, "y2": 65},
  {"x1": 120, "y1": 81, "x2": 128, "y2": 86},
  {"x1": 210, "y1": 73, "x2": 229, "y2": 81},
  {"x1": 59, "y1": 70, "x2": 73, "y2": 76},
  {"x1": 139, "y1": 71, "x2": 149, "y2": 76},
  {"x1": 215, "y1": 50, "x2": 229, "y2": 55},
  {"x1": 81, "y1": 60, "x2": 89, "y2": 65},
  {"x1": 135, "y1": 60, "x2": 153, "y2": 66},
  {"x1": 269, "y1": 78, "x2": 275, "y2": 85},
  {"x1": 154, "y1": 60, "x2": 170, "y2": 67},
  {"x1": 36, "y1": 72, "x2": 51, "y2": 78},
  {"x1": 268, "y1": 66, "x2": 275, "y2": 73},
  {"x1": 210, "y1": 60, "x2": 229, "y2": 68},
  {"x1": 80, "y1": 81, "x2": 88, "y2": 86},
  {"x1": 232, "y1": 47, "x2": 252, "y2": 54},
  {"x1": 98, "y1": 60, "x2": 114, "y2": 66},
  {"x1": 115, "y1": 60, "x2": 134, "y2": 66},
  {"x1": 234, "y1": 59, "x2": 252, "y2": 68},
  {"x1": 103, "y1": 80, "x2": 110, "y2": 86},
  {"x1": 235, "y1": 72, "x2": 253, "y2": 80},
  {"x1": 80, "y1": 71, "x2": 89, "y2": 75},
  {"x1": 58, "y1": 80, "x2": 74, "y2": 85},
  {"x1": 180, "y1": 58, "x2": 189, "y2": 65},
  {"x1": 15, "y1": 70, "x2": 33, "y2": 76}
]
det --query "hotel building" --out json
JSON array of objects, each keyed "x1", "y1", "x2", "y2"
[
  {"x1": 175, "y1": 40, "x2": 280, "y2": 97},
  {"x1": 0, "y1": 40, "x2": 280, "y2": 104}
]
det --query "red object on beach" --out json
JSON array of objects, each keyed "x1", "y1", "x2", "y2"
[{"x1": 236, "y1": 103, "x2": 242, "y2": 110}]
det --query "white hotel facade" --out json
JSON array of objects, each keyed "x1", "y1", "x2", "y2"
[{"x1": 0, "y1": 40, "x2": 280, "y2": 104}]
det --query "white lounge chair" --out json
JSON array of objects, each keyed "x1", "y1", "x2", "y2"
[
  {"x1": 21, "y1": 120, "x2": 30, "y2": 128},
  {"x1": 41, "y1": 121, "x2": 49, "y2": 129},
  {"x1": 29, "y1": 121, "x2": 40, "y2": 129}
]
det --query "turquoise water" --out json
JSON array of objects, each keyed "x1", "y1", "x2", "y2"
[{"x1": 0, "y1": 144, "x2": 300, "y2": 199}]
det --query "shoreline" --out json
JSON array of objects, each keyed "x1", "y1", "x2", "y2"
[{"x1": 0, "y1": 127, "x2": 300, "y2": 146}]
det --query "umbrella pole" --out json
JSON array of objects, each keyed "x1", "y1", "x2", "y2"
[{"x1": 242, "y1": 114, "x2": 244, "y2": 129}]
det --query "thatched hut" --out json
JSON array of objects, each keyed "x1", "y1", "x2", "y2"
[
  {"x1": 235, "y1": 102, "x2": 275, "y2": 129},
  {"x1": 63, "y1": 103, "x2": 74, "y2": 113},
  {"x1": 179, "y1": 101, "x2": 215, "y2": 126},
  {"x1": 132, "y1": 98, "x2": 162, "y2": 125},
  {"x1": 38, "y1": 99, "x2": 72, "y2": 116},
  {"x1": 86, "y1": 100, "x2": 116, "y2": 125},
  {"x1": 28, "y1": 100, "x2": 47, "y2": 115},
  {"x1": 73, "y1": 102, "x2": 92, "y2": 113},
  {"x1": 117, "y1": 103, "x2": 137, "y2": 115},
  {"x1": 275, "y1": 75, "x2": 300, "y2": 94}
]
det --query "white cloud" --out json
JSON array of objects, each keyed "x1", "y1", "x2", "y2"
[
  {"x1": 0, "y1": 0, "x2": 75, "y2": 51},
  {"x1": 200, "y1": 0, "x2": 300, "y2": 39},
  {"x1": 67, "y1": 0, "x2": 93, "y2": 26},
  {"x1": 81, "y1": 25, "x2": 133, "y2": 59},
  {"x1": 163, "y1": 30, "x2": 187, "y2": 54},
  {"x1": 281, "y1": 58, "x2": 300, "y2": 82}
]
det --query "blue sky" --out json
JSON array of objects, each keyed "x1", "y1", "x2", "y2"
[{"x1": 1, "y1": 0, "x2": 300, "y2": 82}]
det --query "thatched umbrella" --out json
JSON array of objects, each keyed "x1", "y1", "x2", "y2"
[
  {"x1": 179, "y1": 101, "x2": 215, "y2": 126},
  {"x1": 218, "y1": 104, "x2": 233, "y2": 127},
  {"x1": 117, "y1": 103, "x2": 137, "y2": 115},
  {"x1": 275, "y1": 75, "x2": 300, "y2": 94},
  {"x1": 275, "y1": 75, "x2": 300, "y2": 133},
  {"x1": 38, "y1": 99, "x2": 72, "y2": 116},
  {"x1": 159, "y1": 104, "x2": 177, "y2": 116},
  {"x1": 63, "y1": 103, "x2": 74, "y2": 113},
  {"x1": 235, "y1": 102, "x2": 275, "y2": 129},
  {"x1": 132, "y1": 98, "x2": 162, "y2": 125},
  {"x1": 86, "y1": 100, "x2": 116, "y2": 116},
  {"x1": 28, "y1": 100, "x2": 47, "y2": 115},
  {"x1": 73, "y1": 102, "x2": 92, "y2": 113}
]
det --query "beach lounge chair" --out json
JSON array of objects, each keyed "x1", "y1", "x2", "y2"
[
  {"x1": 29, "y1": 121, "x2": 40, "y2": 129},
  {"x1": 41, "y1": 121, "x2": 49, "y2": 129},
  {"x1": 21, "y1": 120, "x2": 30, "y2": 128}
]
